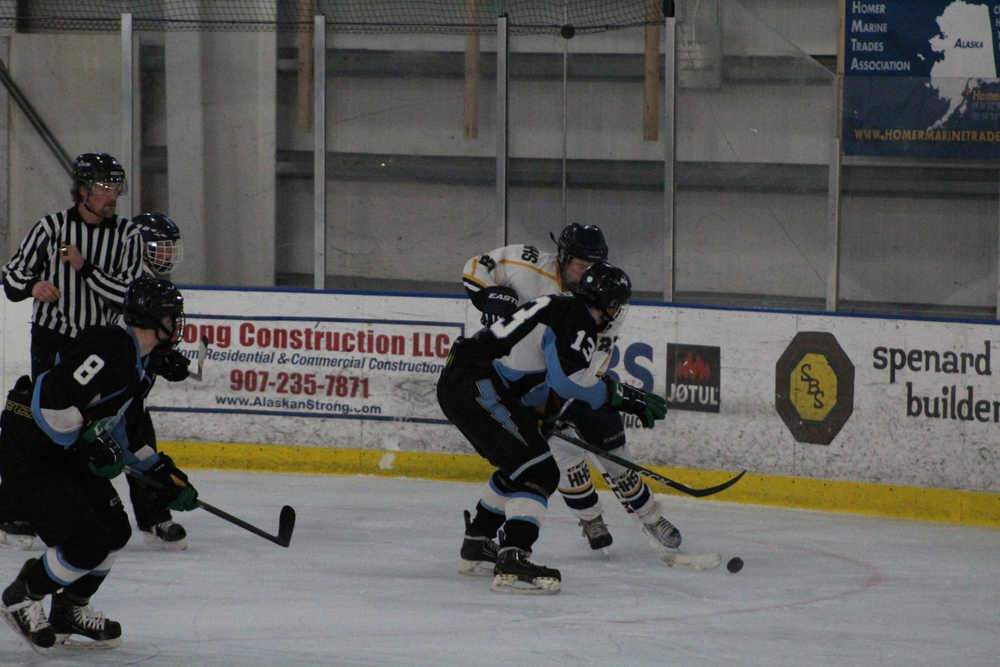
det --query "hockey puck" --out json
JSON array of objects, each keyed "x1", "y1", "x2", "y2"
[
  {"x1": 560, "y1": 24, "x2": 575, "y2": 39},
  {"x1": 726, "y1": 556, "x2": 743, "y2": 573}
]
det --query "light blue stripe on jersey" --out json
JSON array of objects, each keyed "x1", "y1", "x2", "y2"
[
  {"x1": 541, "y1": 328, "x2": 607, "y2": 409},
  {"x1": 30, "y1": 371, "x2": 81, "y2": 447},
  {"x1": 474, "y1": 379, "x2": 526, "y2": 445}
]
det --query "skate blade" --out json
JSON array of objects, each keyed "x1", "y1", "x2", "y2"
[
  {"x1": 458, "y1": 560, "x2": 495, "y2": 577},
  {"x1": 142, "y1": 532, "x2": 188, "y2": 551},
  {"x1": 0, "y1": 608, "x2": 54, "y2": 655},
  {"x1": 55, "y1": 633, "x2": 123, "y2": 650},
  {"x1": 659, "y1": 551, "x2": 722, "y2": 571},
  {"x1": 490, "y1": 574, "x2": 561, "y2": 594}
]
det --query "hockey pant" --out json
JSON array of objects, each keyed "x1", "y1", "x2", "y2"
[
  {"x1": 437, "y1": 363, "x2": 559, "y2": 552},
  {"x1": 549, "y1": 401, "x2": 659, "y2": 523}
]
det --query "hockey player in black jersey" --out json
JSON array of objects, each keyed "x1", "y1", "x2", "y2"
[
  {"x1": 127, "y1": 212, "x2": 192, "y2": 549},
  {"x1": 438, "y1": 262, "x2": 667, "y2": 593},
  {"x1": 0, "y1": 276, "x2": 199, "y2": 654}
]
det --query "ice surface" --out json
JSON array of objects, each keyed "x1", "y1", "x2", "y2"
[{"x1": 0, "y1": 471, "x2": 996, "y2": 666}]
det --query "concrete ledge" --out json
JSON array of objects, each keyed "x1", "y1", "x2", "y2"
[{"x1": 163, "y1": 440, "x2": 1000, "y2": 528}]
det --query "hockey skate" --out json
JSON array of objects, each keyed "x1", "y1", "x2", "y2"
[
  {"x1": 49, "y1": 592, "x2": 122, "y2": 649},
  {"x1": 459, "y1": 510, "x2": 498, "y2": 576},
  {"x1": 142, "y1": 519, "x2": 188, "y2": 551},
  {"x1": 643, "y1": 515, "x2": 682, "y2": 550},
  {"x1": 578, "y1": 515, "x2": 613, "y2": 550},
  {"x1": 491, "y1": 547, "x2": 561, "y2": 594},
  {"x1": 0, "y1": 520, "x2": 37, "y2": 550},
  {"x1": 0, "y1": 558, "x2": 55, "y2": 654}
]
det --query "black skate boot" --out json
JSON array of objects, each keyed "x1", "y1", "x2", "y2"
[
  {"x1": 578, "y1": 515, "x2": 613, "y2": 550},
  {"x1": 0, "y1": 558, "x2": 55, "y2": 654},
  {"x1": 49, "y1": 592, "x2": 122, "y2": 649},
  {"x1": 459, "y1": 510, "x2": 498, "y2": 576},
  {"x1": 142, "y1": 519, "x2": 188, "y2": 551},
  {"x1": 491, "y1": 547, "x2": 561, "y2": 594}
]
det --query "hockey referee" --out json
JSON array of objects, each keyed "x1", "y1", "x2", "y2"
[{"x1": 2, "y1": 152, "x2": 144, "y2": 378}]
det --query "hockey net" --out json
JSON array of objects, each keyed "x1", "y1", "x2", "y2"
[{"x1": 0, "y1": 1, "x2": 666, "y2": 34}]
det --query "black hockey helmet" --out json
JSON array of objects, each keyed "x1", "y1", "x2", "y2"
[
  {"x1": 124, "y1": 276, "x2": 184, "y2": 345},
  {"x1": 72, "y1": 153, "x2": 127, "y2": 197},
  {"x1": 133, "y1": 212, "x2": 183, "y2": 276},
  {"x1": 550, "y1": 223, "x2": 609, "y2": 267},
  {"x1": 574, "y1": 261, "x2": 631, "y2": 331}
]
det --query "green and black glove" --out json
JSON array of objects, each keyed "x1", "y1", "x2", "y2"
[
  {"x1": 605, "y1": 378, "x2": 667, "y2": 428},
  {"x1": 79, "y1": 420, "x2": 126, "y2": 479},
  {"x1": 146, "y1": 453, "x2": 199, "y2": 511}
]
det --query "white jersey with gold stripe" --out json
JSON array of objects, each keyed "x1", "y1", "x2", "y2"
[{"x1": 462, "y1": 243, "x2": 624, "y2": 377}]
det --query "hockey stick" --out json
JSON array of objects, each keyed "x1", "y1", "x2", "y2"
[
  {"x1": 125, "y1": 468, "x2": 296, "y2": 547},
  {"x1": 187, "y1": 336, "x2": 210, "y2": 381},
  {"x1": 549, "y1": 429, "x2": 746, "y2": 498},
  {"x1": 589, "y1": 461, "x2": 723, "y2": 571},
  {"x1": 197, "y1": 500, "x2": 296, "y2": 548}
]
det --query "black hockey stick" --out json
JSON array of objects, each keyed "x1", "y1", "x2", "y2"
[
  {"x1": 549, "y1": 430, "x2": 745, "y2": 498},
  {"x1": 197, "y1": 500, "x2": 296, "y2": 548},
  {"x1": 125, "y1": 468, "x2": 296, "y2": 547}
]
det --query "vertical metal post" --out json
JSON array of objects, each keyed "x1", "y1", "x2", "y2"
[
  {"x1": 0, "y1": 36, "x2": 9, "y2": 257},
  {"x1": 496, "y1": 14, "x2": 509, "y2": 247},
  {"x1": 313, "y1": 14, "x2": 327, "y2": 290},
  {"x1": 995, "y1": 171, "x2": 1000, "y2": 320},
  {"x1": 120, "y1": 13, "x2": 134, "y2": 219},
  {"x1": 663, "y1": 11, "x2": 676, "y2": 302},
  {"x1": 826, "y1": 135, "x2": 842, "y2": 312},
  {"x1": 561, "y1": 3, "x2": 569, "y2": 225},
  {"x1": 829, "y1": 0, "x2": 845, "y2": 313}
]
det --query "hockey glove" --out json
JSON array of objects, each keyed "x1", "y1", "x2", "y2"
[
  {"x1": 605, "y1": 378, "x2": 667, "y2": 428},
  {"x1": 146, "y1": 454, "x2": 199, "y2": 511},
  {"x1": 477, "y1": 286, "x2": 519, "y2": 326},
  {"x1": 80, "y1": 421, "x2": 126, "y2": 479},
  {"x1": 149, "y1": 347, "x2": 190, "y2": 382}
]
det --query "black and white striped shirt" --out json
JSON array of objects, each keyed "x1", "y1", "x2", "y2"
[{"x1": 2, "y1": 206, "x2": 144, "y2": 338}]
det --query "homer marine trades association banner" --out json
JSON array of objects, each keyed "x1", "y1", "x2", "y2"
[{"x1": 843, "y1": 0, "x2": 1000, "y2": 159}]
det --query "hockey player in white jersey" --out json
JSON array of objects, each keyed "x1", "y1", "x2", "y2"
[{"x1": 461, "y1": 223, "x2": 682, "y2": 553}]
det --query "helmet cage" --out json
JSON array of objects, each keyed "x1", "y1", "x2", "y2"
[
  {"x1": 144, "y1": 239, "x2": 183, "y2": 276},
  {"x1": 134, "y1": 213, "x2": 183, "y2": 276}
]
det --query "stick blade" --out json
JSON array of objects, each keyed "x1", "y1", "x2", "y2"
[
  {"x1": 659, "y1": 551, "x2": 722, "y2": 571},
  {"x1": 277, "y1": 505, "x2": 296, "y2": 547},
  {"x1": 685, "y1": 470, "x2": 747, "y2": 498}
]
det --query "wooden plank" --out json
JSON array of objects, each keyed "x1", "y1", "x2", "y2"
[{"x1": 296, "y1": 0, "x2": 315, "y2": 133}]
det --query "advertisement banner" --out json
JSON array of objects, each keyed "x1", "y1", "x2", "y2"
[
  {"x1": 6, "y1": 287, "x2": 996, "y2": 491},
  {"x1": 154, "y1": 314, "x2": 462, "y2": 424},
  {"x1": 842, "y1": 0, "x2": 1000, "y2": 159}
]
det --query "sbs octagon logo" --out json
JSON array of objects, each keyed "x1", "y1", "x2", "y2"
[{"x1": 774, "y1": 331, "x2": 855, "y2": 445}]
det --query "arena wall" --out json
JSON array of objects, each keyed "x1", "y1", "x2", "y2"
[{"x1": 3, "y1": 286, "x2": 998, "y2": 526}]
